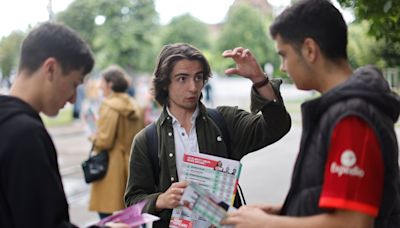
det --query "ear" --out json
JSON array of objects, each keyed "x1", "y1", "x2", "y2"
[
  {"x1": 42, "y1": 57, "x2": 58, "y2": 81},
  {"x1": 301, "y1": 38, "x2": 319, "y2": 64}
]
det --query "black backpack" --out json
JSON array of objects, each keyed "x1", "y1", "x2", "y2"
[{"x1": 145, "y1": 108, "x2": 246, "y2": 207}]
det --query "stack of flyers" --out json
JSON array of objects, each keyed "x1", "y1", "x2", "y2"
[
  {"x1": 170, "y1": 152, "x2": 241, "y2": 228},
  {"x1": 95, "y1": 201, "x2": 159, "y2": 228},
  {"x1": 171, "y1": 182, "x2": 234, "y2": 228}
]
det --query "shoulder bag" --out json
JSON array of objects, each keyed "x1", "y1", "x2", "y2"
[{"x1": 81, "y1": 144, "x2": 109, "y2": 184}]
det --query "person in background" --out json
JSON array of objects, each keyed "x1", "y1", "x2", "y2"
[
  {"x1": 203, "y1": 82, "x2": 213, "y2": 107},
  {"x1": 124, "y1": 43, "x2": 291, "y2": 227},
  {"x1": 89, "y1": 65, "x2": 145, "y2": 219},
  {"x1": 222, "y1": 0, "x2": 400, "y2": 227},
  {"x1": 72, "y1": 84, "x2": 85, "y2": 119},
  {"x1": 0, "y1": 22, "x2": 94, "y2": 228}
]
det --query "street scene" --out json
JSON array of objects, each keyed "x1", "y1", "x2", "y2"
[
  {"x1": 50, "y1": 77, "x2": 400, "y2": 227},
  {"x1": 1, "y1": 0, "x2": 400, "y2": 227}
]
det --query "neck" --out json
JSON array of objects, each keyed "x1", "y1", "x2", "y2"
[
  {"x1": 9, "y1": 73, "x2": 42, "y2": 113},
  {"x1": 168, "y1": 104, "x2": 197, "y2": 132},
  {"x1": 316, "y1": 59, "x2": 353, "y2": 93}
]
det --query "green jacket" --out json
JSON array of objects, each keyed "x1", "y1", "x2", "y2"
[{"x1": 125, "y1": 80, "x2": 291, "y2": 227}]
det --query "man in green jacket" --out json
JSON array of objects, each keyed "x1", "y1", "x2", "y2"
[{"x1": 124, "y1": 43, "x2": 291, "y2": 227}]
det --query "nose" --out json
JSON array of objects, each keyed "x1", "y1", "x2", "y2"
[
  {"x1": 188, "y1": 78, "x2": 198, "y2": 92},
  {"x1": 280, "y1": 63, "x2": 287, "y2": 73}
]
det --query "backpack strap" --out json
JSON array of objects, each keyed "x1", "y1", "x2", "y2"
[
  {"x1": 206, "y1": 108, "x2": 232, "y2": 156},
  {"x1": 207, "y1": 108, "x2": 246, "y2": 206},
  {"x1": 145, "y1": 122, "x2": 160, "y2": 187}
]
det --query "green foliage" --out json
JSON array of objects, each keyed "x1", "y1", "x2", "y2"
[
  {"x1": 347, "y1": 21, "x2": 385, "y2": 68},
  {"x1": 160, "y1": 14, "x2": 210, "y2": 50},
  {"x1": 57, "y1": 0, "x2": 160, "y2": 73},
  {"x1": 337, "y1": 1, "x2": 400, "y2": 67},
  {"x1": 0, "y1": 31, "x2": 25, "y2": 78},
  {"x1": 376, "y1": 40, "x2": 400, "y2": 67},
  {"x1": 337, "y1": 0, "x2": 400, "y2": 44},
  {"x1": 214, "y1": 5, "x2": 279, "y2": 77}
]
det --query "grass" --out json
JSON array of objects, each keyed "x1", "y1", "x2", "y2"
[{"x1": 41, "y1": 105, "x2": 74, "y2": 127}]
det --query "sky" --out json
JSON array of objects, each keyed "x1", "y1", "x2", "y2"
[
  {"x1": 0, "y1": 0, "x2": 291, "y2": 38},
  {"x1": 0, "y1": 0, "x2": 352, "y2": 39}
]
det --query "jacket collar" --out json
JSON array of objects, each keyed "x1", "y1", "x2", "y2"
[{"x1": 159, "y1": 102, "x2": 208, "y2": 126}]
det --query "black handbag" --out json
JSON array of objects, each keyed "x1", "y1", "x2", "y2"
[{"x1": 81, "y1": 144, "x2": 109, "y2": 184}]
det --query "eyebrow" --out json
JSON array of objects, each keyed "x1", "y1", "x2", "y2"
[
  {"x1": 173, "y1": 71, "x2": 204, "y2": 77},
  {"x1": 174, "y1": 73, "x2": 189, "y2": 78}
]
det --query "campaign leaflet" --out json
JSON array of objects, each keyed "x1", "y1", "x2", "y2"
[
  {"x1": 177, "y1": 182, "x2": 235, "y2": 228},
  {"x1": 95, "y1": 201, "x2": 159, "y2": 228},
  {"x1": 169, "y1": 153, "x2": 241, "y2": 228}
]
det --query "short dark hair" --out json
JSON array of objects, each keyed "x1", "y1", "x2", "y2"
[
  {"x1": 152, "y1": 43, "x2": 211, "y2": 106},
  {"x1": 270, "y1": 0, "x2": 348, "y2": 60},
  {"x1": 101, "y1": 65, "x2": 129, "y2": 93},
  {"x1": 18, "y1": 22, "x2": 94, "y2": 75}
]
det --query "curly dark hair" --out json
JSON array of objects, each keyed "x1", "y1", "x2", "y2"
[{"x1": 152, "y1": 43, "x2": 212, "y2": 106}]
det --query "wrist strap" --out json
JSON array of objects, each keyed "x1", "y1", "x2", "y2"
[{"x1": 253, "y1": 76, "x2": 269, "y2": 88}]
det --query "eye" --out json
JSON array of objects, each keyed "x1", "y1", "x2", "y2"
[
  {"x1": 195, "y1": 74, "x2": 204, "y2": 82},
  {"x1": 177, "y1": 76, "x2": 186, "y2": 82}
]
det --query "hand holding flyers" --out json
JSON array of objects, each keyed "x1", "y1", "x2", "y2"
[{"x1": 95, "y1": 201, "x2": 159, "y2": 228}]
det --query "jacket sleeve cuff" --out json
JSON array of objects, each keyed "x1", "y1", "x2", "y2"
[
  {"x1": 142, "y1": 192, "x2": 162, "y2": 214},
  {"x1": 250, "y1": 79, "x2": 284, "y2": 114}
]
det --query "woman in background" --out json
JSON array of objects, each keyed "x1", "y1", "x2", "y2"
[{"x1": 89, "y1": 65, "x2": 144, "y2": 219}]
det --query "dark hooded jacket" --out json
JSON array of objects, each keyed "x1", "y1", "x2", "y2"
[
  {"x1": 281, "y1": 65, "x2": 400, "y2": 227},
  {"x1": 0, "y1": 96, "x2": 76, "y2": 228}
]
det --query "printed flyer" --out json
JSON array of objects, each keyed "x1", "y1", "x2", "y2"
[
  {"x1": 95, "y1": 201, "x2": 159, "y2": 228},
  {"x1": 170, "y1": 153, "x2": 241, "y2": 228}
]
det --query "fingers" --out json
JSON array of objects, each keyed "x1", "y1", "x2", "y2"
[
  {"x1": 224, "y1": 68, "x2": 238, "y2": 75},
  {"x1": 222, "y1": 47, "x2": 252, "y2": 58},
  {"x1": 172, "y1": 180, "x2": 188, "y2": 188},
  {"x1": 156, "y1": 181, "x2": 188, "y2": 210},
  {"x1": 220, "y1": 210, "x2": 241, "y2": 225}
]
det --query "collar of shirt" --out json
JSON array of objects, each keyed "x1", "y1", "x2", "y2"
[
  {"x1": 166, "y1": 106, "x2": 200, "y2": 179},
  {"x1": 166, "y1": 105, "x2": 200, "y2": 126}
]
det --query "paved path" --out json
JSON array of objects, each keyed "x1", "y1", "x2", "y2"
[{"x1": 49, "y1": 122, "x2": 98, "y2": 226}]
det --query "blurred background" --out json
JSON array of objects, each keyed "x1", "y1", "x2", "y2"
[
  {"x1": 1, "y1": 0, "x2": 399, "y2": 227},
  {"x1": 1, "y1": 0, "x2": 399, "y2": 93}
]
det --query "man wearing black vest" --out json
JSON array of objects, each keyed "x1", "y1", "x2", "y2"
[
  {"x1": 124, "y1": 43, "x2": 291, "y2": 227},
  {"x1": 222, "y1": 0, "x2": 400, "y2": 227}
]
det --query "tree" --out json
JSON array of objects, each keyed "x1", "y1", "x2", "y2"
[
  {"x1": 0, "y1": 31, "x2": 25, "y2": 78},
  {"x1": 160, "y1": 14, "x2": 210, "y2": 50},
  {"x1": 337, "y1": 0, "x2": 400, "y2": 44},
  {"x1": 347, "y1": 21, "x2": 385, "y2": 68},
  {"x1": 57, "y1": 0, "x2": 160, "y2": 73},
  {"x1": 214, "y1": 5, "x2": 278, "y2": 76},
  {"x1": 337, "y1": 0, "x2": 400, "y2": 67}
]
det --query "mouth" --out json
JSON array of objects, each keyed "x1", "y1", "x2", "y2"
[{"x1": 185, "y1": 97, "x2": 197, "y2": 102}]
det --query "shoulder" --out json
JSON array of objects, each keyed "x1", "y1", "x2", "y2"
[
  {"x1": 131, "y1": 126, "x2": 149, "y2": 149},
  {"x1": 2, "y1": 113, "x2": 46, "y2": 139},
  {"x1": 215, "y1": 106, "x2": 240, "y2": 119},
  {"x1": 0, "y1": 113, "x2": 50, "y2": 163}
]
